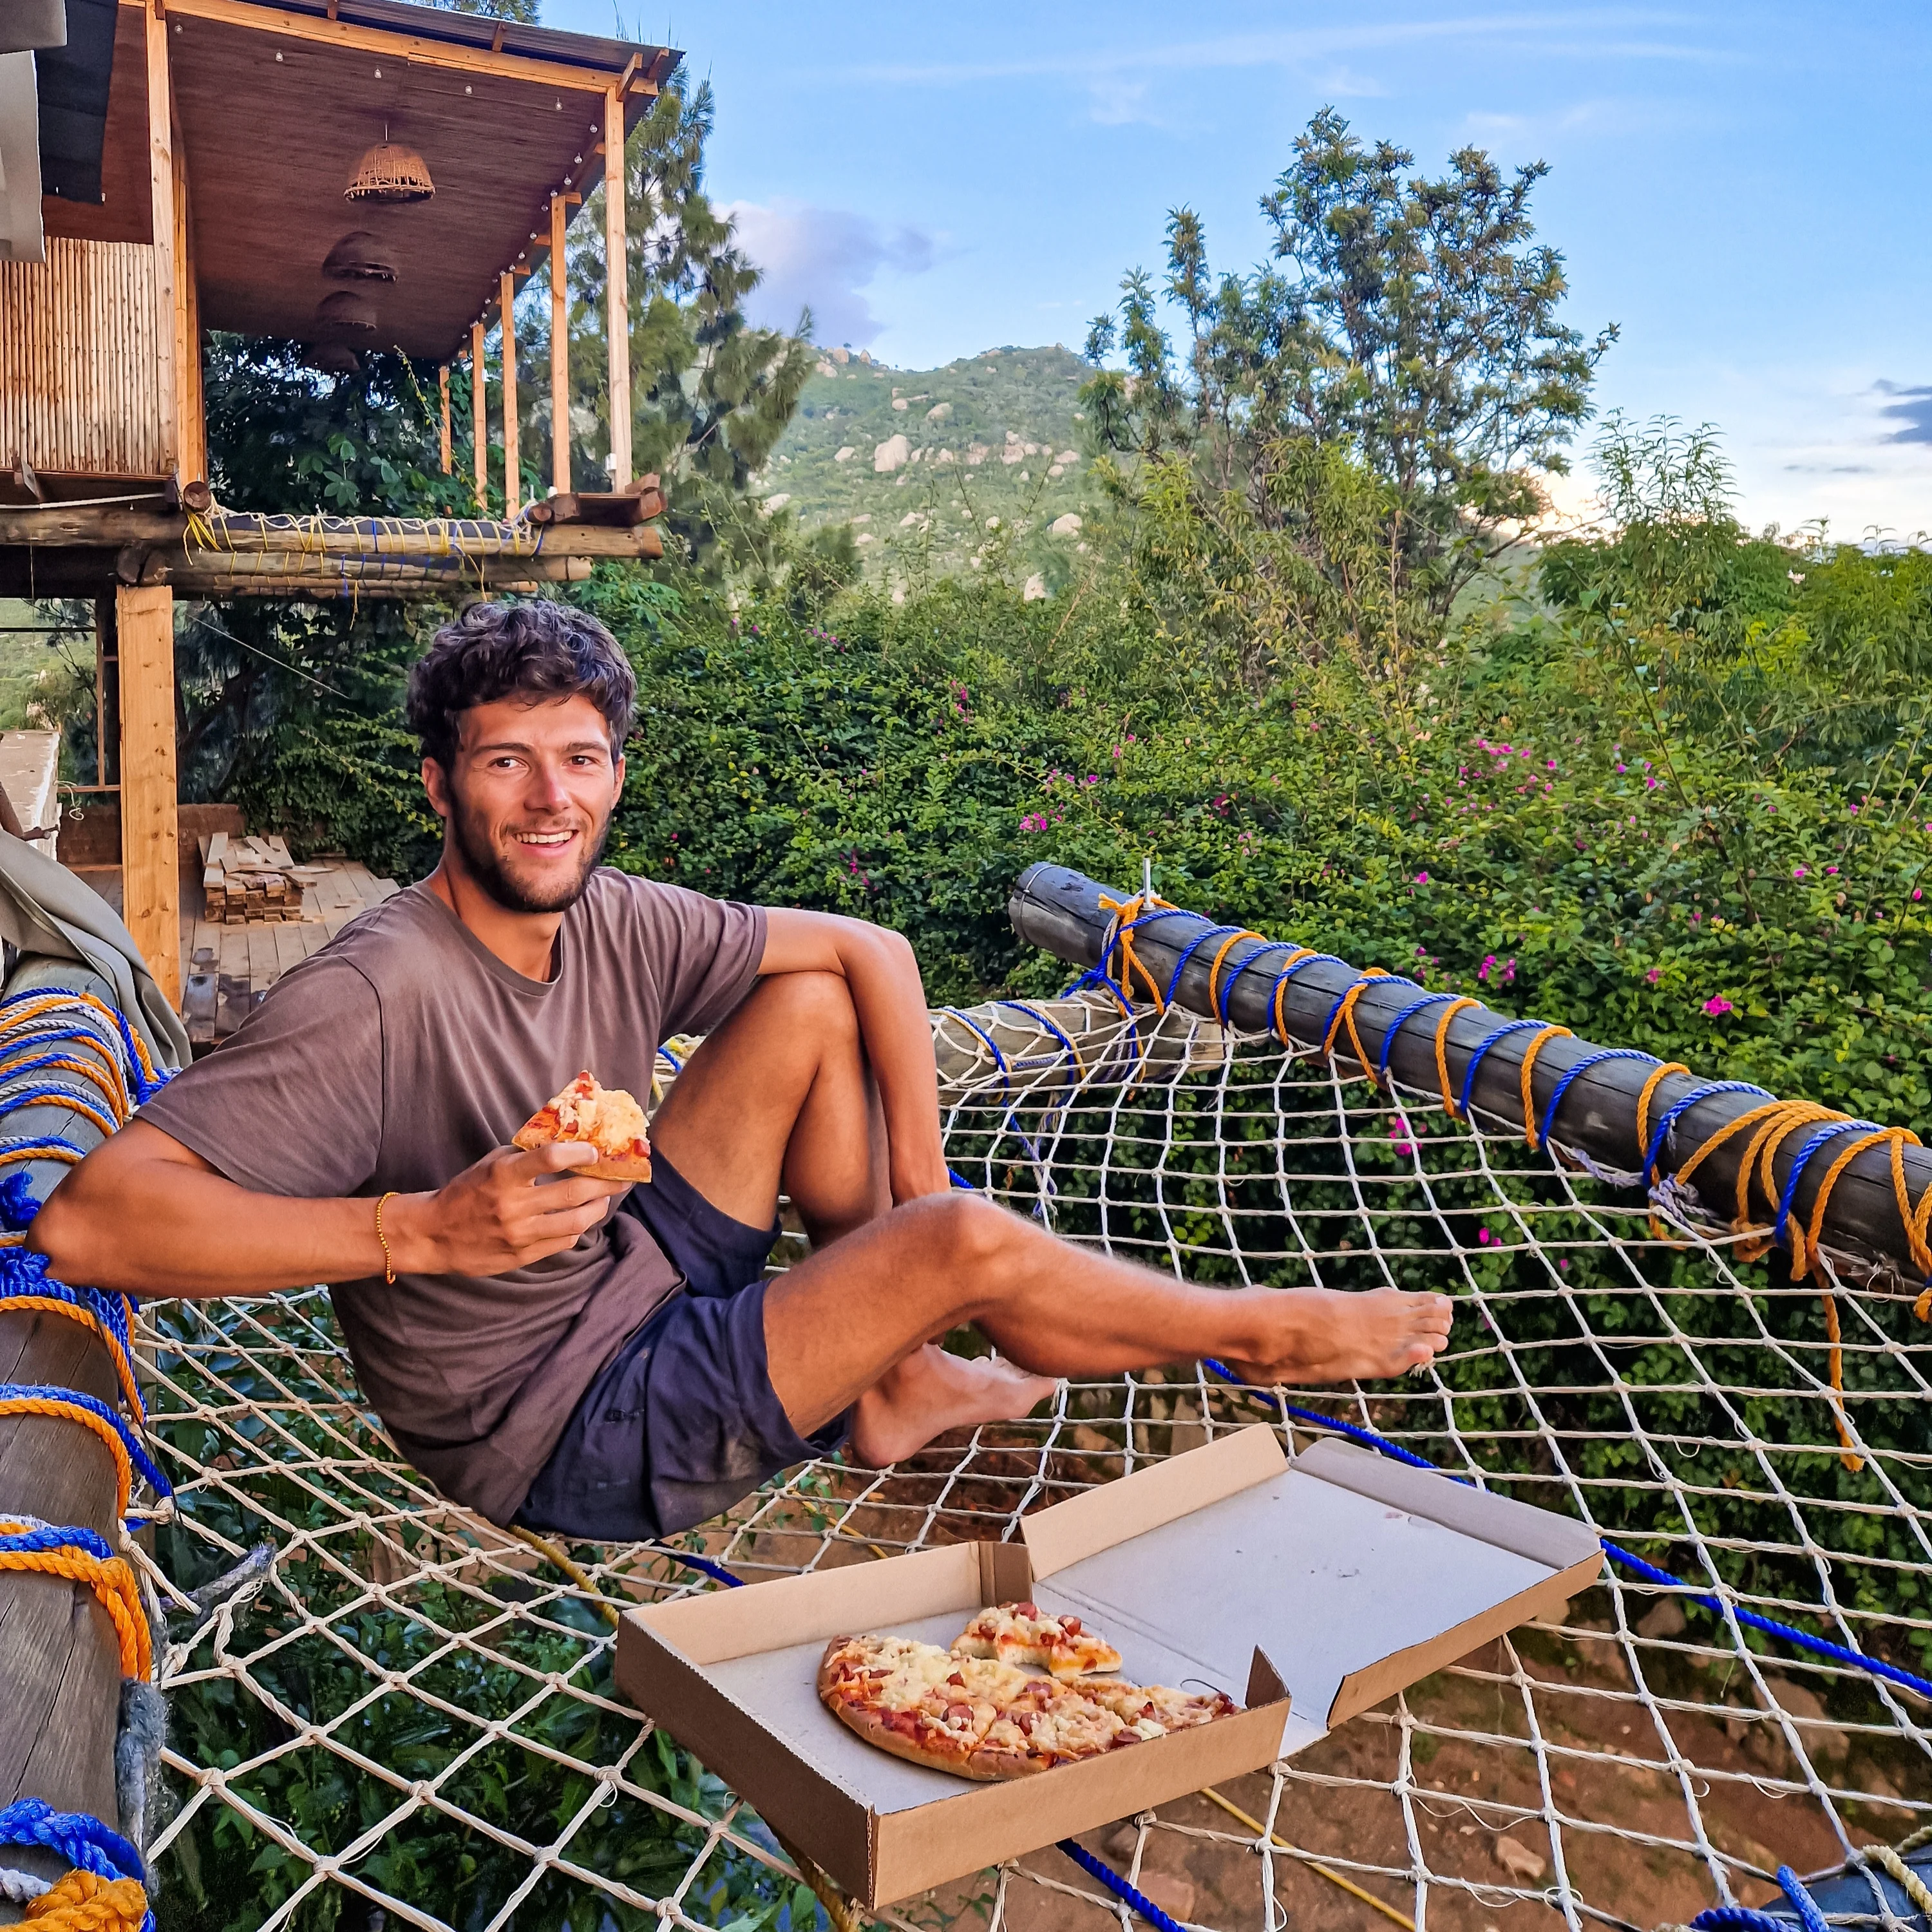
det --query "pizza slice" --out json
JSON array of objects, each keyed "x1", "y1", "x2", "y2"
[
  {"x1": 1084, "y1": 1679, "x2": 1240, "y2": 1735},
  {"x1": 952, "y1": 1601, "x2": 1124, "y2": 1679},
  {"x1": 512, "y1": 1070, "x2": 654, "y2": 1182},
  {"x1": 818, "y1": 1634, "x2": 1018, "y2": 1775}
]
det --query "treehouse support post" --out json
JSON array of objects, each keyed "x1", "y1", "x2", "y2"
[
  {"x1": 470, "y1": 321, "x2": 488, "y2": 509},
  {"x1": 550, "y1": 191, "x2": 569, "y2": 496},
  {"x1": 603, "y1": 85, "x2": 630, "y2": 488},
  {"x1": 439, "y1": 363, "x2": 452, "y2": 475},
  {"x1": 499, "y1": 271, "x2": 519, "y2": 519},
  {"x1": 117, "y1": 583, "x2": 180, "y2": 1008},
  {"x1": 144, "y1": 0, "x2": 180, "y2": 476}
]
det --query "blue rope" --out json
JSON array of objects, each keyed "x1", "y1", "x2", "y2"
[
  {"x1": 0, "y1": 1521, "x2": 119, "y2": 1563},
  {"x1": 1690, "y1": 1867, "x2": 1832, "y2": 1932},
  {"x1": 1160, "y1": 924, "x2": 1252, "y2": 1011},
  {"x1": 1643, "y1": 1081, "x2": 1776, "y2": 1184},
  {"x1": 1199, "y1": 1360, "x2": 1932, "y2": 1702},
  {"x1": 0, "y1": 1384, "x2": 171, "y2": 1501},
  {"x1": 995, "y1": 1001, "x2": 1083, "y2": 1066},
  {"x1": 1263, "y1": 952, "x2": 1343, "y2": 1041},
  {"x1": 0, "y1": 989, "x2": 167, "y2": 1104},
  {"x1": 656, "y1": 1546, "x2": 744, "y2": 1590},
  {"x1": 657, "y1": 1044, "x2": 684, "y2": 1072},
  {"x1": 1772, "y1": 1119, "x2": 1880, "y2": 1251},
  {"x1": 1214, "y1": 938, "x2": 1284, "y2": 1025},
  {"x1": 1057, "y1": 1836, "x2": 1190, "y2": 1932},
  {"x1": 1455, "y1": 1018, "x2": 1549, "y2": 1119},
  {"x1": 0, "y1": 1132, "x2": 88, "y2": 1164},
  {"x1": 0, "y1": 1797, "x2": 150, "y2": 1928},
  {"x1": 1537, "y1": 1048, "x2": 1662, "y2": 1153},
  {"x1": 1376, "y1": 992, "x2": 1463, "y2": 1086},
  {"x1": 0, "y1": 1265, "x2": 137, "y2": 1360},
  {"x1": 1320, "y1": 975, "x2": 1419, "y2": 1066},
  {"x1": 946, "y1": 1009, "x2": 1012, "y2": 1088}
]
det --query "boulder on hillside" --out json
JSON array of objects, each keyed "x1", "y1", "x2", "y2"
[
  {"x1": 934, "y1": 448, "x2": 956, "y2": 464},
  {"x1": 1057, "y1": 450, "x2": 1078, "y2": 464},
  {"x1": 1049, "y1": 513, "x2": 1083, "y2": 538},
  {"x1": 892, "y1": 397, "x2": 909, "y2": 411},
  {"x1": 835, "y1": 446, "x2": 857, "y2": 463},
  {"x1": 966, "y1": 444, "x2": 990, "y2": 466},
  {"x1": 927, "y1": 401, "x2": 952, "y2": 422},
  {"x1": 873, "y1": 433, "x2": 911, "y2": 473},
  {"x1": 1023, "y1": 574, "x2": 1047, "y2": 601},
  {"x1": 815, "y1": 360, "x2": 837, "y2": 378},
  {"x1": 760, "y1": 493, "x2": 791, "y2": 516},
  {"x1": 1002, "y1": 442, "x2": 1025, "y2": 465},
  {"x1": 829, "y1": 346, "x2": 850, "y2": 364}
]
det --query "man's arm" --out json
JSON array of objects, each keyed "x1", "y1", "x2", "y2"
[
  {"x1": 28, "y1": 1119, "x2": 627, "y2": 1298},
  {"x1": 757, "y1": 907, "x2": 949, "y2": 1204}
]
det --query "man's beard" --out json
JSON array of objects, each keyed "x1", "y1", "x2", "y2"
[{"x1": 448, "y1": 791, "x2": 612, "y2": 914}]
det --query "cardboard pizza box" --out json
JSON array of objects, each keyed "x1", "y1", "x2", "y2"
[{"x1": 614, "y1": 1425, "x2": 1601, "y2": 1908}]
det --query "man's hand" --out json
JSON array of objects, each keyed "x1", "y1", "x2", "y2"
[{"x1": 385, "y1": 1142, "x2": 628, "y2": 1276}]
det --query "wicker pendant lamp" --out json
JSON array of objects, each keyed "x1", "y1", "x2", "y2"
[
  {"x1": 323, "y1": 231, "x2": 399, "y2": 282},
  {"x1": 344, "y1": 126, "x2": 433, "y2": 204},
  {"x1": 317, "y1": 290, "x2": 379, "y2": 333}
]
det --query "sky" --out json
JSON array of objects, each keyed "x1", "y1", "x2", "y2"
[{"x1": 545, "y1": 2, "x2": 1932, "y2": 540}]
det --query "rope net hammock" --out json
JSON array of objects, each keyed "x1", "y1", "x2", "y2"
[{"x1": 128, "y1": 984, "x2": 1929, "y2": 1932}]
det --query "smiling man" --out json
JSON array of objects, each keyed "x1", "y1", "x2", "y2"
[{"x1": 34, "y1": 600, "x2": 1452, "y2": 1542}]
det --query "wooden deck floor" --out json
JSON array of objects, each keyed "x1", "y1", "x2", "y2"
[{"x1": 71, "y1": 857, "x2": 401, "y2": 1050}]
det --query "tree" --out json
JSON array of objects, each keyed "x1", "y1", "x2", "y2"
[{"x1": 1084, "y1": 107, "x2": 1615, "y2": 618}]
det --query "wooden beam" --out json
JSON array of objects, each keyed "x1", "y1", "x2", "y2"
[
  {"x1": 550, "y1": 193, "x2": 570, "y2": 497},
  {"x1": 603, "y1": 87, "x2": 630, "y2": 489},
  {"x1": 499, "y1": 270, "x2": 519, "y2": 518},
  {"x1": 146, "y1": 0, "x2": 180, "y2": 476},
  {"x1": 128, "y1": 0, "x2": 640, "y2": 98},
  {"x1": 117, "y1": 583, "x2": 180, "y2": 1009},
  {"x1": 471, "y1": 321, "x2": 487, "y2": 508},
  {"x1": 439, "y1": 363, "x2": 452, "y2": 475}
]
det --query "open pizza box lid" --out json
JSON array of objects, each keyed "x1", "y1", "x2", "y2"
[{"x1": 614, "y1": 1425, "x2": 1601, "y2": 1908}]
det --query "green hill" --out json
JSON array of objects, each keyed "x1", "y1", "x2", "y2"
[{"x1": 757, "y1": 343, "x2": 1101, "y2": 594}]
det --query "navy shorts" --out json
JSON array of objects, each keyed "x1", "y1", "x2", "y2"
[{"x1": 514, "y1": 1151, "x2": 851, "y2": 1542}]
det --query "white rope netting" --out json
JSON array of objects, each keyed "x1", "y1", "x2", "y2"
[{"x1": 131, "y1": 996, "x2": 1931, "y2": 1932}]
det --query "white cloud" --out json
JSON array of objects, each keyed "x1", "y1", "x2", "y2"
[{"x1": 725, "y1": 199, "x2": 939, "y2": 348}]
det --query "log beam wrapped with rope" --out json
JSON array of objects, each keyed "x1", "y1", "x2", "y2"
[{"x1": 1007, "y1": 862, "x2": 1932, "y2": 1293}]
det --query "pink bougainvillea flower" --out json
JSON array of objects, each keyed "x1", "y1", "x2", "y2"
[
  {"x1": 1414, "y1": 871, "x2": 1430, "y2": 885},
  {"x1": 1645, "y1": 967, "x2": 1662, "y2": 984},
  {"x1": 1703, "y1": 996, "x2": 1734, "y2": 1017},
  {"x1": 1792, "y1": 865, "x2": 1808, "y2": 880},
  {"x1": 1476, "y1": 1228, "x2": 1492, "y2": 1245}
]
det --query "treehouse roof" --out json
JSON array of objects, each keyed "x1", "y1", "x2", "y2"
[{"x1": 46, "y1": 0, "x2": 678, "y2": 360}]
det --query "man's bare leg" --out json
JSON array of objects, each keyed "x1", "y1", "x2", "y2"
[
  {"x1": 764, "y1": 1193, "x2": 1454, "y2": 1468},
  {"x1": 646, "y1": 973, "x2": 1056, "y2": 1446}
]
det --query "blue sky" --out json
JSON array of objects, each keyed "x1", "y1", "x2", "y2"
[{"x1": 545, "y1": 2, "x2": 1932, "y2": 539}]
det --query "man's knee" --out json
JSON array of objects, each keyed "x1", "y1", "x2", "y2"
[
  {"x1": 914, "y1": 1190, "x2": 1024, "y2": 1278},
  {"x1": 748, "y1": 969, "x2": 859, "y2": 1045}
]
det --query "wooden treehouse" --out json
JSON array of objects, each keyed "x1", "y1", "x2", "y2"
[{"x1": 0, "y1": 0, "x2": 679, "y2": 1005}]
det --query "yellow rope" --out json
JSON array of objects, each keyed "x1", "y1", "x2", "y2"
[
  {"x1": 1206, "y1": 931, "x2": 1266, "y2": 1020},
  {"x1": 1517, "y1": 1026, "x2": 1573, "y2": 1150},
  {"x1": 1321, "y1": 970, "x2": 1390, "y2": 1082},
  {"x1": 0, "y1": 1048, "x2": 131, "y2": 1124},
  {"x1": 21, "y1": 1868, "x2": 149, "y2": 1930},
  {"x1": 1269, "y1": 950, "x2": 1318, "y2": 1046},
  {"x1": 0, "y1": 1296, "x2": 143, "y2": 1416},
  {"x1": 1196, "y1": 1785, "x2": 1415, "y2": 1931},
  {"x1": 0, "y1": 994, "x2": 156, "y2": 1091},
  {"x1": 506, "y1": 1525, "x2": 620, "y2": 1629},
  {"x1": 0, "y1": 1524, "x2": 151, "y2": 1679},
  {"x1": 1431, "y1": 998, "x2": 1481, "y2": 1115},
  {"x1": 1634, "y1": 1061, "x2": 1690, "y2": 1155},
  {"x1": 1095, "y1": 893, "x2": 1176, "y2": 1013},
  {"x1": 0, "y1": 1396, "x2": 138, "y2": 1520},
  {"x1": 1867, "y1": 1843, "x2": 1932, "y2": 1920}
]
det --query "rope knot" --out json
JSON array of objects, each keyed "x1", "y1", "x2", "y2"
[{"x1": 23, "y1": 1868, "x2": 149, "y2": 1930}]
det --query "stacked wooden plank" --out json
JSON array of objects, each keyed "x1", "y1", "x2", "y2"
[
  {"x1": 181, "y1": 855, "x2": 401, "y2": 1048},
  {"x1": 200, "y1": 830, "x2": 316, "y2": 923}
]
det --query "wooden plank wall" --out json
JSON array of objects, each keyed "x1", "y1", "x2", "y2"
[
  {"x1": 0, "y1": 240, "x2": 169, "y2": 477},
  {"x1": 117, "y1": 583, "x2": 180, "y2": 1009}
]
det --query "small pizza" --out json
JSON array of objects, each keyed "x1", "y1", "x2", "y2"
[
  {"x1": 952, "y1": 1601, "x2": 1123, "y2": 1679},
  {"x1": 819, "y1": 1619, "x2": 1238, "y2": 1782},
  {"x1": 512, "y1": 1071, "x2": 653, "y2": 1181}
]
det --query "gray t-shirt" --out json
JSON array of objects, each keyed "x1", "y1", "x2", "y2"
[{"x1": 140, "y1": 870, "x2": 766, "y2": 1524}]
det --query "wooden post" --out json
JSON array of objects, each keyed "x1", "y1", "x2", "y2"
[
  {"x1": 499, "y1": 271, "x2": 519, "y2": 519},
  {"x1": 117, "y1": 583, "x2": 180, "y2": 1008},
  {"x1": 603, "y1": 86, "x2": 630, "y2": 489},
  {"x1": 439, "y1": 363, "x2": 452, "y2": 475},
  {"x1": 550, "y1": 191, "x2": 569, "y2": 497},
  {"x1": 168, "y1": 89, "x2": 204, "y2": 486},
  {"x1": 145, "y1": 0, "x2": 180, "y2": 475},
  {"x1": 470, "y1": 320, "x2": 488, "y2": 509}
]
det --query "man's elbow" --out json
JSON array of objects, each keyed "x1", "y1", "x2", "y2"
[{"x1": 27, "y1": 1177, "x2": 91, "y2": 1275}]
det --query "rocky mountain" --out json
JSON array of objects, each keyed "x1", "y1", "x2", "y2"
[{"x1": 757, "y1": 343, "x2": 1101, "y2": 596}]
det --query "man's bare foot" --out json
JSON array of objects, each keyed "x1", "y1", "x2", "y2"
[
  {"x1": 1224, "y1": 1286, "x2": 1454, "y2": 1386},
  {"x1": 848, "y1": 1345, "x2": 1057, "y2": 1468}
]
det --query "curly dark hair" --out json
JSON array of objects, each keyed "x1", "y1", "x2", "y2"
[{"x1": 405, "y1": 600, "x2": 637, "y2": 770}]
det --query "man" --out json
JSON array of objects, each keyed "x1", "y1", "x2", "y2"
[{"x1": 34, "y1": 601, "x2": 1453, "y2": 1542}]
